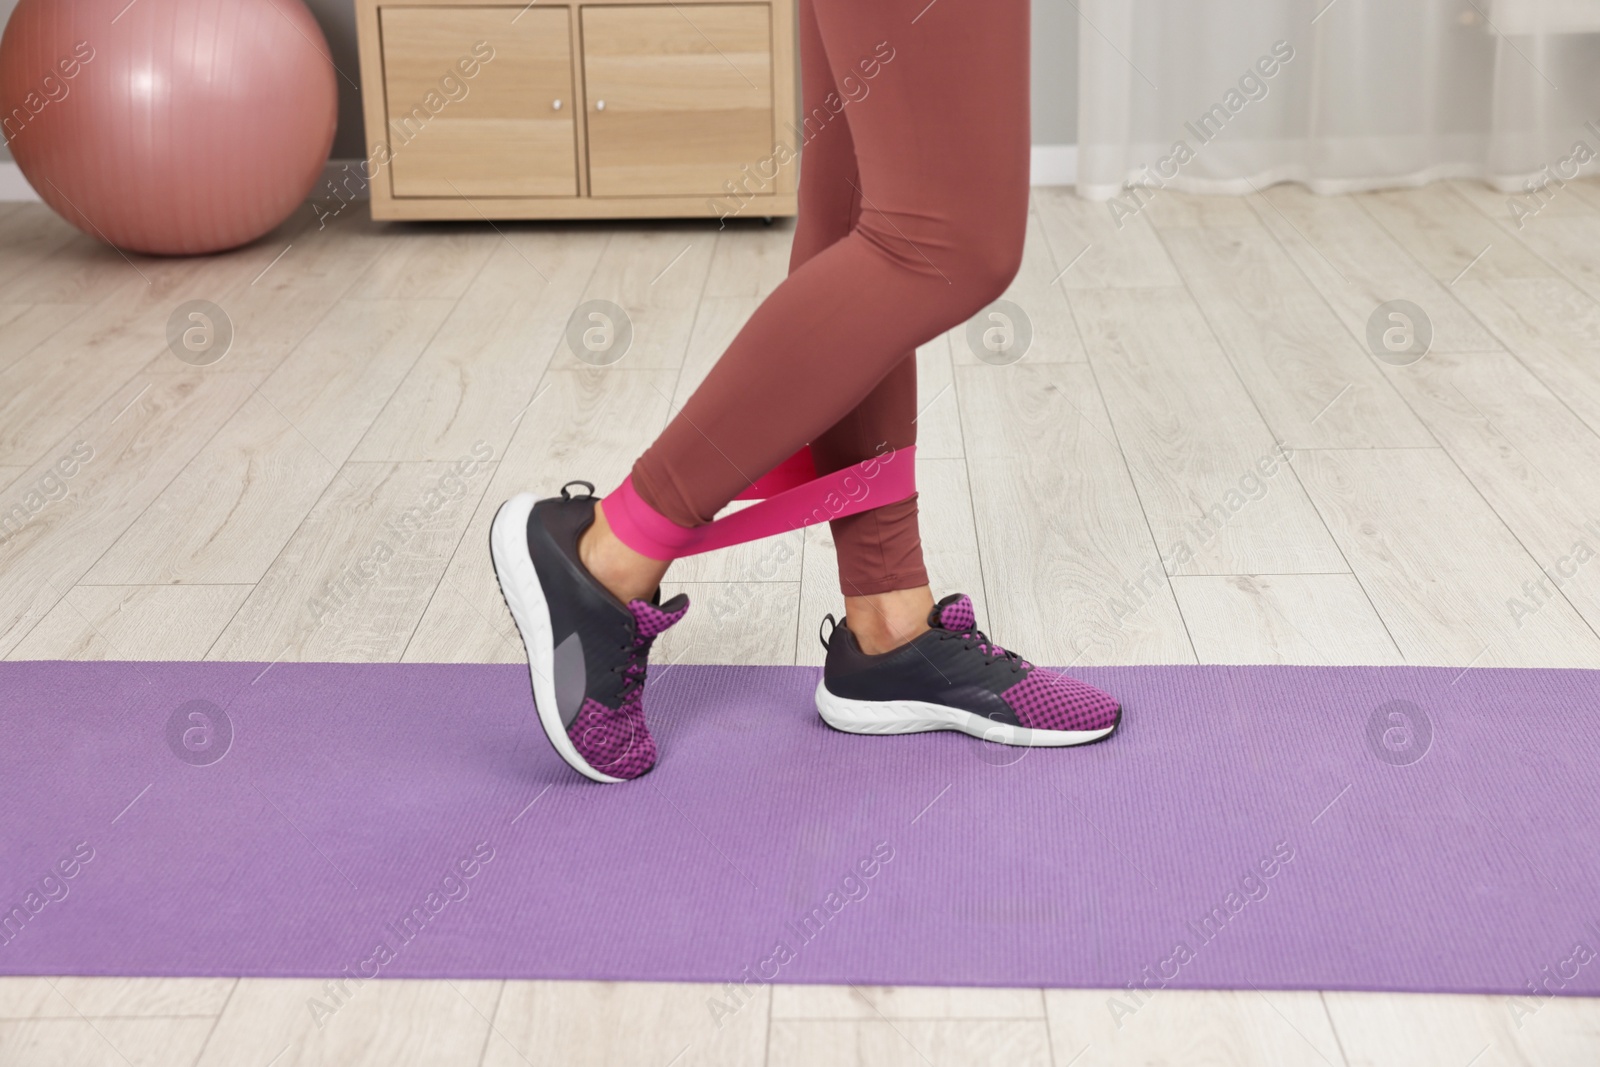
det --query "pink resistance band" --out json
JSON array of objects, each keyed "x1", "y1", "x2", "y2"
[{"x1": 603, "y1": 446, "x2": 917, "y2": 561}]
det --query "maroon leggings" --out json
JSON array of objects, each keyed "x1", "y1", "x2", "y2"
[{"x1": 630, "y1": 0, "x2": 1030, "y2": 596}]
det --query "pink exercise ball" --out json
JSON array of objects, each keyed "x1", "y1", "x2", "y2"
[{"x1": 0, "y1": 0, "x2": 337, "y2": 255}]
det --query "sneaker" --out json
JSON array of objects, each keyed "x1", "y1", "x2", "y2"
[
  {"x1": 490, "y1": 481, "x2": 688, "y2": 782},
  {"x1": 815, "y1": 593, "x2": 1120, "y2": 746}
]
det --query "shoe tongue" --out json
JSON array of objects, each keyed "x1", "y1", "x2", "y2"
[
  {"x1": 929, "y1": 593, "x2": 976, "y2": 633},
  {"x1": 630, "y1": 593, "x2": 690, "y2": 638}
]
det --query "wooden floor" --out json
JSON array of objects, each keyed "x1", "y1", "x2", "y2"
[{"x1": 3, "y1": 178, "x2": 1600, "y2": 1065}]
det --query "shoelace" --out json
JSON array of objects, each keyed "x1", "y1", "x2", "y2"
[
  {"x1": 940, "y1": 627, "x2": 1033, "y2": 673},
  {"x1": 614, "y1": 633, "x2": 656, "y2": 705}
]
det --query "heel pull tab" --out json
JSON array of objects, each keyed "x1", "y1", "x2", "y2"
[
  {"x1": 561, "y1": 480, "x2": 596, "y2": 500},
  {"x1": 818, "y1": 613, "x2": 838, "y2": 651}
]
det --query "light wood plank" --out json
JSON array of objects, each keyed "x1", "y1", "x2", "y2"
[
  {"x1": 770, "y1": 1018, "x2": 1051, "y2": 1067},
  {"x1": 1358, "y1": 184, "x2": 1555, "y2": 283},
  {"x1": 1516, "y1": 216, "x2": 1600, "y2": 307},
  {"x1": 343, "y1": 224, "x2": 496, "y2": 301},
  {"x1": 563, "y1": 227, "x2": 716, "y2": 370},
  {"x1": 403, "y1": 368, "x2": 675, "y2": 664},
  {"x1": 348, "y1": 297, "x2": 556, "y2": 462},
  {"x1": 914, "y1": 332, "x2": 964, "y2": 462},
  {"x1": 1171, "y1": 574, "x2": 1403, "y2": 665},
  {"x1": 0, "y1": 244, "x2": 282, "y2": 465},
  {"x1": 0, "y1": 304, "x2": 91, "y2": 377},
  {"x1": 0, "y1": 371, "x2": 260, "y2": 658},
  {"x1": 1567, "y1": 177, "x2": 1600, "y2": 213},
  {"x1": 1325, "y1": 990, "x2": 1600, "y2": 1067},
  {"x1": 1033, "y1": 186, "x2": 1182, "y2": 290},
  {"x1": 0, "y1": 1016, "x2": 215, "y2": 1067},
  {"x1": 485, "y1": 980, "x2": 769, "y2": 1067},
  {"x1": 1454, "y1": 277, "x2": 1600, "y2": 436},
  {"x1": 1250, "y1": 185, "x2": 1499, "y2": 353},
  {"x1": 1376, "y1": 348, "x2": 1600, "y2": 637},
  {"x1": 8, "y1": 585, "x2": 251, "y2": 661},
  {"x1": 7, "y1": 207, "x2": 316, "y2": 311},
  {"x1": 2, "y1": 229, "x2": 202, "y2": 308},
  {"x1": 401, "y1": 569, "x2": 528, "y2": 665},
  {"x1": 0, "y1": 981, "x2": 80, "y2": 1021},
  {"x1": 254, "y1": 298, "x2": 457, "y2": 467},
  {"x1": 1449, "y1": 179, "x2": 1600, "y2": 305},
  {"x1": 703, "y1": 220, "x2": 795, "y2": 299},
  {"x1": 198, "y1": 978, "x2": 497, "y2": 1067},
  {"x1": 956, "y1": 363, "x2": 1192, "y2": 665},
  {"x1": 1074, "y1": 287, "x2": 1344, "y2": 575},
  {"x1": 0, "y1": 298, "x2": 160, "y2": 467},
  {"x1": 951, "y1": 208, "x2": 1085, "y2": 365},
  {"x1": 1291, "y1": 448, "x2": 1600, "y2": 668},
  {"x1": 351, "y1": 228, "x2": 609, "y2": 462},
  {"x1": 94, "y1": 232, "x2": 559, "y2": 588},
  {"x1": 447, "y1": 222, "x2": 607, "y2": 307},
  {"x1": 134, "y1": 209, "x2": 399, "y2": 378},
  {"x1": 0, "y1": 205, "x2": 87, "y2": 296},
  {"x1": 670, "y1": 296, "x2": 761, "y2": 417},
  {"x1": 38, "y1": 977, "x2": 234, "y2": 1018},
  {"x1": 669, "y1": 501, "x2": 805, "y2": 587},
  {"x1": 81, "y1": 392, "x2": 342, "y2": 586},
  {"x1": 655, "y1": 580, "x2": 800, "y2": 665},
  {"x1": 796, "y1": 522, "x2": 849, "y2": 666},
  {"x1": 771, "y1": 984, "x2": 1043, "y2": 1020},
  {"x1": 1161, "y1": 224, "x2": 1434, "y2": 449},
  {"x1": 208, "y1": 460, "x2": 492, "y2": 662},
  {"x1": 1140, "y1": 189, "x2": 1259, "y2": 230},
  {"x1": 1451, "y1": 175, "x2": 1598, "y2": 221},
  {"x1": 1045, "y1": 988, "x2": 1347, "y2": 1067}
]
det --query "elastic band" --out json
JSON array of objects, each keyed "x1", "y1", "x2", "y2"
[
  {"x1": 605, "y1": 446, "x2": 916, "y2": 561},
  {"x1": 734, "y1": 446, "x2": 818, "y2": 500}
]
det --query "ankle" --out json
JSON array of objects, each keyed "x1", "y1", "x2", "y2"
[
  {"x1": 579, "y1": 500, "x2": 670, "y2": 604},
  {"x1": 844, "y1": 586, "x2": 936, "y2": 655}
]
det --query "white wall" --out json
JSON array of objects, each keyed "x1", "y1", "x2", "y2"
[{"x1": 0, "y1": 0, "x2": 1078, "y2": 164}]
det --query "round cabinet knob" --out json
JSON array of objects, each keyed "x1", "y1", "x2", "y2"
[
  {"x1": 595, "y1": 100, "x2": 606, "y2": 111},
  {"x1": 552, "y1": 98, "x2": 562, "y2": 110}
]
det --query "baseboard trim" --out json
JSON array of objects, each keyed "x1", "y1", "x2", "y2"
[
  {"x1": 318, "y1": 159, "x2": 372, "y2": 201},
  {"x1": 0, "y1": 162, "x2": 40, "y2": 202},
  {"x1": 1, "y1": 147, "x2": 1081, "y2": 204},
  {"x1": 1030, "y1": 144, "x2": 1077, "y2": 187}
]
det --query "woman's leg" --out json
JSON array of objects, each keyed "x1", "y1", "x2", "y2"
[
  {"x1": 786, "y1": 0, "x2": 933, "y2": 652},
  {"x1": 500, "y1": 0, "x2": 1119, "y2": 781},
  {"x1": 589, "y1": 0, "x2": 1030, "y2": 624}
]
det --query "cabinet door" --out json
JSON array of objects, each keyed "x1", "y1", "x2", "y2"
[
  {"x1": 581, "y1": 4, "x2": 774, "y2": 198},
  {"x1": 381, "y1": 6, "x2": 576, "y2": 197}
]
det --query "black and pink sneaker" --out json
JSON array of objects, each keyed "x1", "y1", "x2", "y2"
[
  {"x1": 816, "y1": 593, "x2": 1120, "y2": 747},
  {"x1": 490, "y1": 481, "x2": 688, "y2": 782}
]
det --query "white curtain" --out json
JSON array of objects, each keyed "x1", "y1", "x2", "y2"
[{"x1": 1074, "y1": 0, "x2": 1600, "y2": 199}]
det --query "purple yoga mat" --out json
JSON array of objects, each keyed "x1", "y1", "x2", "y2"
[{"x1": 1, "y1": 659, "x2": 1596, "y2": 996}]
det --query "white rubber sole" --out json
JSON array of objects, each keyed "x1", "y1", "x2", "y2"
[
  {"x1": 814, "y1": 680, "x2": 1118, "y2": 747},
  {"x1": 489, "y1": 493, "x2": 625, "y2": 784}
]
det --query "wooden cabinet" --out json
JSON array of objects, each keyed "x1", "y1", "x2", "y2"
[
  {"x1": 380, "y1": 7, "x2": 577, "y2": 198},
  {"x1": 354, "y1": 0, "x2": 797, "y2": 220},
  {"x1": 581, "y1": 5, "x2": 773, "y2": 198}
]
